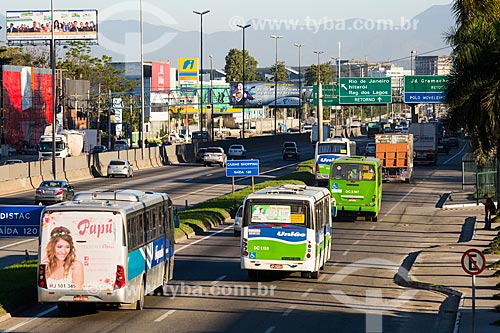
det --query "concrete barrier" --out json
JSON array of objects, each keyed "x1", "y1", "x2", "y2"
[{"x1": 0, "y1": 133, "x2": 312, "y2": 196}]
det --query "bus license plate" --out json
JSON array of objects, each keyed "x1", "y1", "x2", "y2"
[
  {"x1": 73, "y1": 295, "x2": 88, "y2": 302},
  {"x1": 270, "y1": 264, "x2": 283, "y2": 269}
]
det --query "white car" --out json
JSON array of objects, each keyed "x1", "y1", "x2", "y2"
[
  {"x1": 107, "y1": 159, "x2": 134, "y2": 178},
  {"x1": 228, "y1": 144, "x2": 247, "y2": 159},
  {"x1": 203, "y1": 147, "x2": 227, "y2": 167},
  {"x1": 234, "y1": 205, "x2": 243, "y2": 236}
]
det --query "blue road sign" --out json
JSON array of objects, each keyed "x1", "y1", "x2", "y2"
[
  {"x1": 403, "y1": 92, "x2": 445, "y2": 103},
  {"x1": 226, "y1": 160, "x2": 259, "y2": 177},
  {"x1": 0, "y1": 205, "x2": 44, "y2": 238}
]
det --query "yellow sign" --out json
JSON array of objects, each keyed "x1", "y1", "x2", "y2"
[{"x1": 178, "y1": 58, "x2": 198, "y2": 84}]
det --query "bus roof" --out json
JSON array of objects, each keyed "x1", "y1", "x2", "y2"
[
  {"x1": 332, "y1": 156, "x2": 381, "y2": 164},
  {"x1": 248, "y1": 184, "x2": 331, "y2": 202}
]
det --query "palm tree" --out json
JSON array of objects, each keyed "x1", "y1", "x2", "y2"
[{"x1": 445, "y1": 0, "x2": 500, "y2": 205}]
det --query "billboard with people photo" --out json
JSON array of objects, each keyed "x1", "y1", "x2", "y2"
[
  {"x1": 229, "y1": 81, "x2": 300, "y2": 108},
  {"x1": 6, "y1": 9, "x2": 98, "y2": 41}
]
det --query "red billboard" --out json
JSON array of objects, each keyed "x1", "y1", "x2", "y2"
[
  {"x1": 152, "y1": 62, "x2": 171, "y2": 91},
  {"x1": 2, "y1": 65, "x2": 53, "y2": 148}
]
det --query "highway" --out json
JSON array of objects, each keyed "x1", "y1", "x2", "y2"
[{"x1": 0, "y1": 138, "x2": 469, "y2": 333}]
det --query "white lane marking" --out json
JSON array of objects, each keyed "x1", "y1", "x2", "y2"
[
  {"x1": 0, "y1": 238, "x2": 36, "y2": 250},
  {"x1": 264, "y1": 326, "x2": 276, "y2": 333},
  {"x1": 154, "y1": 309, "x2": 176, "y2": 322},
  {"x1": 2, "y1": 306, "x2": 57, "y2": 333},
  {"x1": 301, "y1": 288, "x2": 313, "y2": 297},
  {"x1": 176, "y1": 225, "x2": 233, "y2": 253},
  {"x1": 342, "y1": 250, "x2": 349, "y2": 256},
  {"x1": 353, "y1": 240, "x2": 360, "y2": 245},
  {"x1": 211, "y1": 275, "x2": 227, "y2": 284},
  {"x1": 383, "y1": 187, "x2": 415, "y2": 217},
  {"x1": 282, "y1": 305, "x2": 296, "y2": 316},
  {"x1": 442, "y1": 144, "x2": 467, "y2": 165}
]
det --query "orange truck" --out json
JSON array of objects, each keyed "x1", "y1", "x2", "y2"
[{"x1": 374, "y1": 133, "x2": 414, "y2": 183}]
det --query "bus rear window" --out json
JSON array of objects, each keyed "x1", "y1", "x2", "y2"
[{"x1": 250, "y1": 204, "x2": 306, "y2": 224}]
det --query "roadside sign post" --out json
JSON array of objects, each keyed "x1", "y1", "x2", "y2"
[
  {"x1": 461, "y1": 248, "x2": 486, "y2": 333},
  {"x1": 226, "y1": 160, "x2": 259, "y2": 193}
]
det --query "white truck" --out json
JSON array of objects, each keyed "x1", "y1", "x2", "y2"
[
  {"x1": 39, "y1": 130, "x2": 84, "y2": 160},
  {"x1": 409, "y1": 122, "x2": 438, "y2": 165}
]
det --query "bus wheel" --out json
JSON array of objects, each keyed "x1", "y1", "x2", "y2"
[
  {"x1": 371, "y1": 216, "x2": 378, "y2": 222},
  {"x1": 301, "y1": 271, "x2": 312, "y2": 278},
  {"x1": 311, "y1": 271, "x2": 319, "y2": 279}
]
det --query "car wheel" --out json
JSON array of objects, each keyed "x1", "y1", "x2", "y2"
[{"x1": 107, "y1": 174, "x2": 111, "y2": 178}]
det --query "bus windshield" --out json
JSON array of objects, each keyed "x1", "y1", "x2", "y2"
[
  {"x1": 248, "y1": 202, "x2": 309, "y2": 226},
  {"x1": 331, "y1": 163, "x2": 376, "y2": 181},
  {"x1": 317, "y1": 142, "x2": 348, "y2": 155}
]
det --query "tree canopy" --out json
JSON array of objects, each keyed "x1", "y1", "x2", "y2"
[
  {"x1": 304, "y1": 62, "x2": 335, "y2": 85},
  {"x1": 224, "y1": 48, "x2": 259, "y2": 82}
]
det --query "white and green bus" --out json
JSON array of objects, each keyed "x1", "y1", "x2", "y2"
[
  {"x1": 240, "y1": 185, "x2": 334, "y2": 279},
  {"x1": 37, "y1": 189, "x2": 177, "y2": 310},
  {"x1": 314, "y1": 137, "x2": 357, "y2": 187}
]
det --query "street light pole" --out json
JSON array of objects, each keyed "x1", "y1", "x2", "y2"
[
  {"x1": 140, "y1": 0, "x2": 145, "y2": 153},
  {"x1": 193, "y1": 10, "x2": 210, "y2": 136},
  {"x1": 294, "y1": 43, "x2": 304, "y2": 132},
  {"x1": 237, "y1": 23, "x2": 251, "y2": 139},
  {"x1": 209, "y1": 54, "x2": 213, "y2": 141},
  {"x1": 270, "y1": 35, "x2": 283, "y2": 136},
  {"x1": 313, "y1": 50, "x2": 324, "y2": 142},
  {"x1": 50, "y1": 0, "x2": 57, "y2": 178}
]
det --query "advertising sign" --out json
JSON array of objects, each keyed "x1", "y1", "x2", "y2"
[
  {"x1": 229, "y1": 81, "x2": 300, "y2": 108},
  {"x1": 6, "y1": 10, "x2": 98, "y2": 41},
  {"x1": 152, "y1": 62, "x2": 171, "y2": 91},
  {"x1": 40, "y1": 210, "x2": 123, "y2": 291},
  {"x1": 0, "y1": 206, "x2": 44, "y2": 237},
  {"x1": 178, "y1": 58, "x2": 199, "y2": 84},
  {"x1": 250, "y1": 204, "x2": 292, "y2": 223}
]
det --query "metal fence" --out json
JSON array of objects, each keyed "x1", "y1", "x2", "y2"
[{"x1": 462, "y1": 152, "x2": 497, "y2": 200}]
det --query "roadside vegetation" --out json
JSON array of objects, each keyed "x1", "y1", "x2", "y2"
[{"x1": 0, "y1": 160, "x2": 315, "y2": 316}]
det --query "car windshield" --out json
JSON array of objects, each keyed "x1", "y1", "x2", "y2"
[
  {"x1": 230, "y1": 145, "x2": 243, "y2": 150},
  {"x1": 110, "y1": 160, "x2": 126, "y2": 166},
  {"x1": 207, "y1": 148, "x2": 223, "y2": 153}
]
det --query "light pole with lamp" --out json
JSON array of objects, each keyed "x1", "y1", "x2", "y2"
[
  {"x1": 209, "y1": 54, "x2": 214, "y2": 141},
  {"x1": 193, "y1": 10, "x2": 210, "y2": 135},
  {"x1": 50, "y1": 0, "x2": 57, "y2": 178},
  {"x1": 313, "y1": 50, "x2": 324, "y2": 142},
  {"x1": 410, "y1": 50, "x2": 418, "y2": 123},
  {"x1": 270, "y1": 35, "x2": 283, "y2": 135},
  {"x1": 237, "y1": 23, "x2": 251, "y2": 139},
  {"x1": 140, "y1": 0, "x2": 145, "y2": 153},
  {"x1": 294, "y1": 43, "x2": 304, "y2": 132}
]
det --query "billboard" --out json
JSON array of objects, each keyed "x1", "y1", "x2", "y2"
[
  {"x1": 6, "y1": 9, "x2": 98, "y2": 41},
  {"x1": 229, "y1": 82, "x2": 300, "y2": 108},
  {"x1": 178, "y1": 58, "x2": 198, "y2": 85},
  {"x1": 2, "y1": 65, "x2": 53, "y2": 148},
  {"x1": 152, "y1": 62, "x2": 171, "y2": 91}
]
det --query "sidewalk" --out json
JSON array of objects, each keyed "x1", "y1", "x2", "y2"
[{"x1": 409, "y1": 191, "x2": 500, "y2": 332}]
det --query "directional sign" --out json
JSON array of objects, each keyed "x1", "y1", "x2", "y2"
[
  {"x1": 0, "y1": 205, "x2": 44, "y2": 238},
  {"x1": 226, "y1": 160, "x2": 259, "y2": 177},
  {"x1": 339, "y1": 77, "x2": 392, "y2": 104},
  {"x1": 461, "y1": 248, "x2": 486, "y2": 275},
  {"x1": 404, "y1": 75, "x2": 448, "y2": 103},
  {"x1": 313, "y1": 84, "x2": 339, "y2": 106}
]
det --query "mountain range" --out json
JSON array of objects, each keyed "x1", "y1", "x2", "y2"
[{"x1": 2, "y1": 4, "x2": 455, "y2": 69}]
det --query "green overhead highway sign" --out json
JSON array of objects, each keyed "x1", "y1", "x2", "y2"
[
  {"x1": 313, "y1": 84, "x2": 339, "y2": 106},
  {"x1": 339, "y1": 77, "x2": 392, "y2": 104},
  {"x1": 404, "y1": 75, "x2": 448, "y2": 103}
]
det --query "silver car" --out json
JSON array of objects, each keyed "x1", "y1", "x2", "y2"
[
  {"x1": 228, "y1": 144, "x2": 247, "y2": 159},
  {"x1": 114, "y1": 140, "x2": 129, "y2": 151},
  {"x1": 35, "y1": 180, "x2": 74, "y2": 205},
  {"x1": 234, "y1": 205, "x2": 243, "y2": 236},
  {"x1": 203, "y1": 147, "x2": 227, "y2": 167},
  {"x1": 107, "y1": 159, "x2": 134, "y2": 178}
]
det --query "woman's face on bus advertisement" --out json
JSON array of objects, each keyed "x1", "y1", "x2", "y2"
[{"x1": 54, "y1": 238, "x2": 71, "y2": 261}]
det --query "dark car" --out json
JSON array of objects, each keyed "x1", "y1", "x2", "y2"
[
  {"x1": 447, "y1": 137, "x2": 459, "y2": 148},
  {"x1": 282, "y1": 147, "x2": 300, "y2": 161},
  {"x1": 91, "y1": 145, "x2": 108, "y2": 153},
  {"x1": 35, "y1": 180, "x2": 74, "y2": 205},
  {"x1": 437, "y1": 139, "x2": 450, "y2": 155},
  {"x1": 195, "y1": 148, "x2": 207, "y2": 163}
]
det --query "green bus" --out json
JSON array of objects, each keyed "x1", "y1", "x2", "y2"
[
  {"x1": 329, "y1": 156, "x2": 382, "y2": 221},
  {"x1": 240, "y1": 185, "x2": 334, "y2": 279}
]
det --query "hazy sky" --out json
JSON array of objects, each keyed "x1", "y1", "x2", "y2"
[{"x1": 2, "y1": 0, "x2": 452, "y2": 33}]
